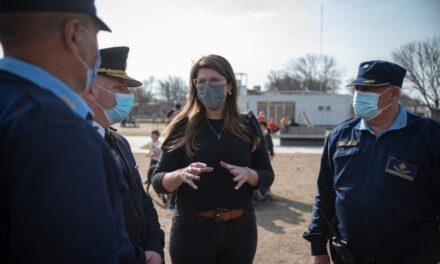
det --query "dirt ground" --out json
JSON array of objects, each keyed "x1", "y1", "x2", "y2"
[{"x1": 134, "y1": 152, "x2": 321, "y2": 264}]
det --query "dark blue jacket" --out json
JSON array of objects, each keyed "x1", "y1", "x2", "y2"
[
  {"x1": 303, "y1": 113, "x2": 440, "y2": 257},
  {"x1": 0, "y1": 71, "x2": 136, "y2": 263},
  {"x1": 105, "y1": 129, "x2": 164, "y2": 263}
]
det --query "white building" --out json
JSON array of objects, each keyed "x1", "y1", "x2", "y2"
[{"x1": 239, "y1": 90, "x2": 353, "y2": 127}]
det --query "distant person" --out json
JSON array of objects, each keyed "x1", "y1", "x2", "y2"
[
  {"x1": 267, "y1": 118, "x2": 280, "y2": 133},
  {"x1": 166, "y1": 103, "x2": 182, "y2": 123},
  {"x1": 146, "y1": 130, "x2": 162, "y2": 194},
  {"x1": 0, "y1": 1, "x2": 138, "y2": 263},
  {"x1": 260, "y1": 121, "x2": 274, "y2": 159},
  {"x1": 289, "y1": 118, "x2": 300, "y2": 127},
  {"x1": 304, "y1": 60, "x2": 440, "y2": 264},
  {"x1": 257, "y1": 110, "x2": 266, "y2": 123},
  {"x1": 82, "y1": 46, "x2": 164, "y2": 264},
  {"x1": 280, "y1": 115, "x2": 289, "y2": 132},
  {"x1": 152, "y1": 54, "x2": 274, "y2": 264}
]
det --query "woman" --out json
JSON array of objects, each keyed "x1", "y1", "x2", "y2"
[{"x1": 152, "y1": 54, "x2": 274, "y2": 264}]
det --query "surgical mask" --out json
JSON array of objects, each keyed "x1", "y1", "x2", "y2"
[
  {"x1": 196, "y1": 84, "x2": 226, "y2": 110},
  {"x1": 74, "y1": 26, "x2": 101, "y2": 89},
  {"x1": 94, "y1": 83, "x2": 134, "y2": 124},
  {"x1": 352, "y1": 88, "x2": 392, "y2": 120}
]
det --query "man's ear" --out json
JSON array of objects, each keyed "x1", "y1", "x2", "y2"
[
  {"x1": 391, "y1": 86, "x2": 400, "y2": 101},
  {"x1": 84, "y1": 85, "x2": 96, "y2": 101},
  {"x1": 63, "y1": 18, "x2": 82, "y2": 55}
]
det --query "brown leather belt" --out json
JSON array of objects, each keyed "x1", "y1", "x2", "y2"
[{"x1": 196, "y1": 208, "x2": 245, "y2": 223}]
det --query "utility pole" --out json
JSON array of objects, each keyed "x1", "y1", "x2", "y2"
[{"x1": 320, "y1": 4, "x2": 324, "y2": 56}]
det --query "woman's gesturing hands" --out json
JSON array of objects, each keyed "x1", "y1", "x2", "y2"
[
  {"x1": 220, "y1": 161, "x2": 259, "y2": 190},
  {"x1": 179, "y1": 162, "x2": 213, "y2": 189}
]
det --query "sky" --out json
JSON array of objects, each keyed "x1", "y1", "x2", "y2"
[{"x1": 1, "y1": 0, "x2": 439, "y2": 92}]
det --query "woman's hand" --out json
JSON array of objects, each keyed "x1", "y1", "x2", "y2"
[
  {"x1": 220, "y1": 161, "x2": 259, "y2": 190},
  {"x1": 178, "y1": 162, "x2": 213, "y2": 190}
]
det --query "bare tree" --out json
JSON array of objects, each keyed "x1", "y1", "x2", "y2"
[
  {"x1": 157, "y1": 76, "x2": 188, "y2": 107},
  {"x1": 265, "y1": 70, "x2": 302, "y2": 92},
  {"x1": 129, "y1": 76, "x2": 154, "y2": 116},
  {"x1": 286, "y1": 54, "x2": 342, "y2": 92},
  {"x1": 392, "y1": 36, "x2": 440, "y2": 121},
  {"x1": 266, "y1": 54, "x2": 342, "y2": 92},
  {"x1": 133, "y1": 76, "x2": 154, "y2": 105}
]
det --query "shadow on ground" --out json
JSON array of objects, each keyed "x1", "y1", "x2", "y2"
[{"x1": 254, "y1": 193, "x2": 312, "y2": 234}]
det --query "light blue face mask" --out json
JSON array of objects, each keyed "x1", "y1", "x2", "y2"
[
  {"x1": 353, "y1": 88, "x2": 392, "y2": 120},
  {"x1": 74, "y1": 26, "x2": 101, "y2": 90},
  {"x1": 95, "y1": 84, "x2": 135, "y2": 124}
]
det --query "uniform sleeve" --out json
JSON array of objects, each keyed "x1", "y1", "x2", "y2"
[
  {"x1": 433, "y1": 138, "x2": 440, "y2": 217},
  {"x1": 302, "y1": 136, "x2": 336, "y2": 256},
  {"x1": 152, "y1": 126, "x2": 186, "y2": 194},
  {"x1": 1, "y1": 124, "x2": 135, "y2": 264},
  {"x1": 142, "y1": 191, "x2": 165, "y2": 258}
]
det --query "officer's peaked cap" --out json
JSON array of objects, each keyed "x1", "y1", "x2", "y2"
[
  {"x1": 98, "y1": 46, "x2": 142, "y2": 88},
  {"x1": 347, "y1": 60, "x2": 406, "y2": 88},
  {"x1": 0, "y1": 0, "x2": 111, "y2": 32}
]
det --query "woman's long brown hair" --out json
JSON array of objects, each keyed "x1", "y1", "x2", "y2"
[{"x1": 163, "y1": 54, "x2": 259, "y2": 157}]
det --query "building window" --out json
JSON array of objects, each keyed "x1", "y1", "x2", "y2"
[
  {"x1": 326, "y1": 106, "x2": 331, "y2": 111},
  {"x1": 318, "y1": 106, "x2": 324, "y2": 111}
]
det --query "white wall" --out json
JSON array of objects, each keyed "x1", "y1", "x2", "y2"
[{"x1": 239, "y1": 93, "x2": 353, "y2": 126}]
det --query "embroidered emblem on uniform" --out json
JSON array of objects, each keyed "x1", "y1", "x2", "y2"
[
  {"x1": 385, "y1": 157, "x2": 418, "y2": 181},
  {"x1": 363, "y1": 79, "x2": 376, "y2": 84},
  {"x1": 337, "y1": 140, "x2": 358, "y2": 147},
  {"x1": 61, "y1": 96, "x2": 76, "y2": 107}
]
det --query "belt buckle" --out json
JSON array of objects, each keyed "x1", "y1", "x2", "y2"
[{"x1": 214, "y1": 208, "x2": 229, "y2": 223}]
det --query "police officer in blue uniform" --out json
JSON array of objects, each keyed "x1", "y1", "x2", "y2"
[
  {"x1": 303, "y1": 60, "x2": 440, "y2": 264},
  {"x1": 81, "y1": 46, "x2": 165, "y2": 264},
  {"x1": 0, "y1": 1, "x2": 136, "y2": 263}
]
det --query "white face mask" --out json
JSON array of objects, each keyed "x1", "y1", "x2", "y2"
[{"x1": 352, "y1": 88, "x2": 392, "y2": 120}]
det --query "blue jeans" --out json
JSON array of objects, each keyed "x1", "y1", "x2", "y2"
[{"x1": 169, "y1": 209, "x2": 257, "y2": 264}]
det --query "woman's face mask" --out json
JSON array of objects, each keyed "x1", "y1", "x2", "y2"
[
  {"x1": 194, "y1": 72, "x2": 229, "y2": 110},
  {"x1": 196, "y1": 84, "x2": 227, "y2": 110},
  {"x1": 352, "y1": 88, "x2": 392, "y2": 120}
]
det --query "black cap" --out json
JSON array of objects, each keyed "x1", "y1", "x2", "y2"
[
  {"x1": 347, "y1": 60, "x2": 407, "y2": 88},
  {"x1": 98, "y1": 46, "x2": 142, "y2": 87},
  {"x1": 0, "y1": 0, "x2": 111, "y2": 32}
]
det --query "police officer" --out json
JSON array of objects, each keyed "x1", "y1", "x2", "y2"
[
  {"x1": 0, "y1": 1, "x2": 136, "y2": 263},
  {"x1": 81, "y1": 46, "x2": 165, "y2": 264},
  {"x1": 303, "y1": 60, "x2": 440, "y2": 264}
]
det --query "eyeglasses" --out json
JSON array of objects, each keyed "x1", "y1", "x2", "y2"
[{"x1": 193, "y1": 76, "x2": 227, "y2": 87}]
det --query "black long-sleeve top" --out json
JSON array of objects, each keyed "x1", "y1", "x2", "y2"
[{"x1": 152, "y1": 114, "x2": 274, "y2": 213}]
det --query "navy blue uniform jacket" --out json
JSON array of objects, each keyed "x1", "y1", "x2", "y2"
[
  {"x1": 105, "y1": 129, "x2": 164, "y2": 263},
  {"x1": 303, "y1": 113, "x2": 440, "y2": 257},
  {"x1": 0, "y1": 71, "x2": 136, "y2": 263}
]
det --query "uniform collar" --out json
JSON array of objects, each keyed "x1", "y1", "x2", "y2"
[
  {"x1": 0, "y1": 56, "x2": 92, "y2": 120},
  {"x1": 355, "y1": 103, "x2": 407, "y2": 137},
  {"x1": 91, "y1": 120, "x2": 106, "y2": 138}
]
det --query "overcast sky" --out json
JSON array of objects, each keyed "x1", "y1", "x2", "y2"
[{"x1": 1, "y1": 0, "x2": 439, "y2": 91}]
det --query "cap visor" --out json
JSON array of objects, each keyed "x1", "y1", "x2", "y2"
[
  {"x1": 123, "y1": 76, "x2": 143, "y2": 88},
  {"x1": 95, "y1": 16, "x2": 111, "y2": 32}
]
